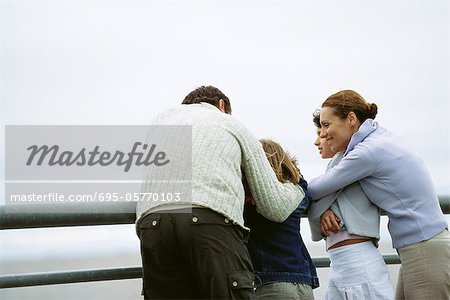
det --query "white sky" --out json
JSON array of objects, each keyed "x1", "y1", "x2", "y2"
[{"x1": 1, "y1": 0, "x2": 449, "y2": 194}]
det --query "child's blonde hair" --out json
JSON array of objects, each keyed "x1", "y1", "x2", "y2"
[{"x1": 259, "y1": 139, "x2": 300, "y2": 184}]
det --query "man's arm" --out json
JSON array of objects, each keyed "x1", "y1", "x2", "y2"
[{"x1": 242, "y1": 146, "x2": 305, "y2": 223}]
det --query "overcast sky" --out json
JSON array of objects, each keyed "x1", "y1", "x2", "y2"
[{"x1": 1, "y1": 0, "x2": 449, "y2": 195}]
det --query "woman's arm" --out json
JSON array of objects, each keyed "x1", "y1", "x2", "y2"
[{"x1": 308, "y1": 145, "x2": 375, "y2": 200}]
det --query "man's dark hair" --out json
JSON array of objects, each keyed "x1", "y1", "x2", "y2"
[{"x1": 182, "y1": 85, "x2": 232, "y2": 114}]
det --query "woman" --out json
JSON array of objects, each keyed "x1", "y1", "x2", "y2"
[
  {"x1": 308, "y1": 90, "x2": 450, "y2": 300},
  {"x1": 308, "y1": 110, "x2": 394, "y2": 299},
  {"x1": 244, "y1": 139, "x2": 319, "y2": 300}
]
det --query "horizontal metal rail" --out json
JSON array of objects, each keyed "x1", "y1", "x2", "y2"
[
  {"x1": 0, "y1": 202, "x2": 136, "y2": 230},
  {"x1": 1, "y1": 195, "x2": 449, "y2": 230},
  {"x1": 0, "y1": 267, "x2": 142, "y2": 289},
  {"x1": 0, "y1": 196, "x2": 447, "y2": 289},
  {"x1": 0, "y1": 255, "x2": 401, "y2": 289}
]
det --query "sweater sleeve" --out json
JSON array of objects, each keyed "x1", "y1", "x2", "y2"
[
  {"x1": 307, "y1": 191, "x2": 341, "y2": 241},
  {"x1": 242, "y1": 145, "x2": 305, "y2": 223},
  {"x1": 308, "y1": 145, "x2": 375, "y2": 200}
]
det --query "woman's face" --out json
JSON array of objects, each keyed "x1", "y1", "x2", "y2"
[
  {"x1": 319, "y1": 107, "x2": 356, "y2": 153},
  {"x1": 314, "y1": 128, "x2": 335, "y2": 159}
]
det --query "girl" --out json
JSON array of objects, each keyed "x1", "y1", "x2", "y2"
[{"x1": 244, "y1": 139, "x2": 319, "y2": 300}]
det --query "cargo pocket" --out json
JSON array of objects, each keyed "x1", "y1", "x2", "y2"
[
  {"x1": 138, "y1": 214, "x2": 162, "y2": 251},
  {"x1": 227, "y1": 270, "x2": 256, "y2": 299}
]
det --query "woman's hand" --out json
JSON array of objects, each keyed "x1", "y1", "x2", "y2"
[{"x1": 320, "y1": 209, "x2": 341, "y2": 236}]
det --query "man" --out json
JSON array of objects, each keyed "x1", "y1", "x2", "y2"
[{"x1": 136, "y1": 86, "x2": 305, "y2": 299}]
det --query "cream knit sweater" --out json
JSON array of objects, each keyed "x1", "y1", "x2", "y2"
[{"x1": 136, "y1": 103, "x2": 304, "y2": 229}]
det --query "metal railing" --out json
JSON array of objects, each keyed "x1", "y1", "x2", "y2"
[{"x1": 1, "y1": 195, "x2": 449, "y2": 289}]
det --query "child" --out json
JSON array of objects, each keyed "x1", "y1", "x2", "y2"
[{"x1": 244, "y1": 139, "x2": 318, "y2": 300}]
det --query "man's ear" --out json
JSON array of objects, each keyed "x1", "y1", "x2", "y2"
[{"x1": 217, "y1": 99, "x2": 226, "y2": 113}]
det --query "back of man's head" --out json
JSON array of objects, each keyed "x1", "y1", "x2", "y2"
[{"x1": 182, "y1": 85, "x2": 232, "y2": 114}]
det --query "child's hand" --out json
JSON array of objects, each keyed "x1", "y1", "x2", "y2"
[{"x1": 320, "y1": 209, "x2": 341, "y2": 236}]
